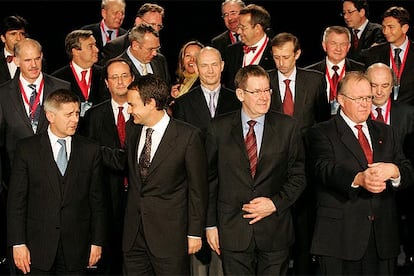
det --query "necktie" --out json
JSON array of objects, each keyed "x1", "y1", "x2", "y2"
[
  {"x1": 283, "y1": 79, "x2": 294, "y2": 116},
  {"x1": 107, "y1": 30, "x2": 113, "y2": 41},
  {"x1": 139, "y1": 128, "x2": 154, "y2": 181},
  {"x1": 80, "y1": 70, "x2": 88, "y2": 91},
  {"x1": 394, "y1": 48, "x2": 402, "y2": 72},
  {"x1": 330, "y1": 65, "x2": 339, "y2": 101},
  {"x1": 28, "y1": 84, "x2": 40, "y2": 122},
  {"x1": 375, "y1": 107, "x2": 385, "y2": 123},
  {"x1": 243, "y1": 45, "x2": 257, "y2": 54},
  {"x1": 208, "y1": 92, "x2": 216, "y2": 118},
  {"x1": 233, "y1": 33, "x2": 239, "y2": 43},
  {"x1": 6, "y1": 55, "x2": 13, "y2": 63},
  {"x1": 56, "y1": 139, "x2": 68, "y2": 175},
  {"x1": 353, "y1": 29, "x2": 360, "y2": 49},
  {"x1": 117, "y1": 106, "x2": 126, "y2": 147},
  {"x1": 355, "y1": 125, "x2": 373, "y2": 164},
  {"x1": 245, "y1": 120, "x2": 258, "y2": 178},
  {"x1": 141, "y1": 64, "x2": 148, "y2": 76}
]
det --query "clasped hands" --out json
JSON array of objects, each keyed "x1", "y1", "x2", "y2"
[{"x1": 354, "y1": 162, "x2": 400, "y2": 193}]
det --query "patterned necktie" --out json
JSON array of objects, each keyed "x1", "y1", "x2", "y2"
[
  {"x1": 117, "y1": 106, "x2": 126, "y2": 147},
  {"x1": 56, "y1": 139, "x2": 68, "y2": 175},
  {"x1": 208, "y1": 92, "x2": 216, "y2": 118},
  {"x1": 375, "y1": 107, "x2": 385, "y2": 123},
  {"x1": 394, "y1": 48, "x2": 402, "y2": 72},
  {"x1": 353, "y1": 29, "x2": 360, "y2": 49},
  {"x1": 141, "y1": 64, "x2": 148, "y2": 75},
  {"x1": 330, "y1": 65, "x2": 339, "y2": 101},
  {"x1": 283, "y1": 79, "x2": 294, "y2": 116},
  {"x1": 245, "y1": 120, "x2": 257, "y2": 178},
  {"x1": 355, "y1": 125, "x2": 373, "y2": 164},
  {"x1": 28, "y1": 84, "x2": 40, "y2": 124},
  {"x1": 139, "y1": 128, "x2": 154, "y2": 181}
]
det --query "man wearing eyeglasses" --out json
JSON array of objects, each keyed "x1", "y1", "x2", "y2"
[
  {"x1": 306, "y1": 71, "x2": 414, "y2": 275},
  {"x1": 341, "y1": 0, "x2": 385, "y2": 63},
  {"x1": 205, "y1": 65, "x2": 306, "y2": 275}
]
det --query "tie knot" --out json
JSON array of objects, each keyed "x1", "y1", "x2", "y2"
[
  {"x1": 28, "y1": 84, "x2": 36, "y2": 91},
  {"x1": 354, "y1": 29, "x2": 359, "y2": 35},
  {"x1": 284, "y1": 79, "x2": 291, "y2": 86},
  {"x1": 6, "y1": 55, "x2": 13, "y2": 63},
  {"x1": 118, "y1": 106, "x2": 124, "y2": 112},
  {"x1": 81, "y1": 70, "x2": 87, "y2": 79},
  {"x1": 394, "y1": 48, "x2": 402, "y2": 56},
  {"x1": 107, "y1": 30, "x2": 113, "y2": 37},
  {"x1": 57, "y1": 139, "x2": 66, "y2": 147},
  {"x1": 354, "y1": 124, "x2": 363, "y2": 131},
  {"x1": 234, "y1": 33, "x2": 239, "y2": 42},
  {"x1": 376, "y1": 107, "x2": 382, "y2": 114},
  {"x1": 243, "y1": 45, "x2": 257, "y2": 54},
  {"x1": 146, "y1": 128, "x2": 154, "y2": 136},
  {"x1": 247, "y1": 120, "x2": 256, "y2": 128},
  {"x1": 332, "y1": 65, "x2": 339, "y2": 72}
]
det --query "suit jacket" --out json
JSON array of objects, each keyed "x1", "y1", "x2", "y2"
[
  {"x1": 306, "y1": 115, "x2": 414, "y2": 260},
  {"x1": 172, "y1": 85, "x2": 241, "y2": 135},
  {"x1": 51, "y1": 64, "x2": 109, "y2": 105},
  {"x1": 0, "y1": 74, "x2": 70, "y2": 182},
  {"x1": 348, "y1": 21, "x2": 386, "y2": 62},
  {"x1": 0, "y1": 52, "x2": 15, "y2": 85},
  {"x1": 100, "y1": 31, "x2": 130, "y2": 66},
  {"x1": 223, "y1": 38, "x2": 275, "y2": 89},
  {"x1": 123, "y1": 118, "x2": 208, "y2": 258},
  {"x1": 7, "y1": 132, "x2": 106, "y2": 271},
  {"x1": 211, "y1": 30, "x2": 232, "y2": 59},
  {"x1": 268, "y1": 68, "x2": 330, "y2": 136},
  {"x1": 80, "y1": 22, "x2": 127, "y2": 63},
  {"x1": 361, "y1": 41, "x2": 414, "y2": 106},
  {"x1": 206, "y1": 110, "x2": 306, "y2": 252},
  {"x1": 119, "y1": 51, "x2": 171, "y2": 87}
]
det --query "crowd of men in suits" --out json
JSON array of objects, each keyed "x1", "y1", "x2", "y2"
[{"x1": 1, "y1": 0, "x2": 414, "y2": 275}]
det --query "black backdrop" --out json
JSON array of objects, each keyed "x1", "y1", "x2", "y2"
[{"x1": 1, "y1": 0, "x2": 413, "y2": 77}]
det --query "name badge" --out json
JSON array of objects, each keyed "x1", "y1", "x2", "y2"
[
  {"x1": 80, "y1": 101, "x2": 93, "y2": 117},
  {"x1": 330, "y1": 100, "x2": 339, "y2": 116}
]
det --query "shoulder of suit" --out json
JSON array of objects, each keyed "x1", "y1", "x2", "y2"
[{"x1": 44, "y1": 74, "x2": 71, "y2": 86}]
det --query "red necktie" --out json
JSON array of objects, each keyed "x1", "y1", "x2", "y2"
[
  {"x1": 330, "y1": 65, "x2": 339, "y2": 101},
  {"x1": 243, "y1": 45, "x2": 257, "y2": 54},
  {"x1": 353, "y1": 29, "x2": 360, "y2": 49},
  {"x1": 6, "y1": 55, "x2": 13, "y2": 63},
  {"x1": 117, "y1": 106, "x2": 126, "y2": 147},
  {"x1": 375, "y1": 107, "x2": 385, "y2": 123},
  {"x1": 245, "y1": 120, "x2": 258, "y2": 178},
  {"x1": 355, "y1": 125, "x2": 373, "y2": 164},
  {"x1": 80, "y1": 70, "x2": 88, "y2": 97},
  {"x1": 283, "y1": 79, "x2": 294, "y2": 116}
]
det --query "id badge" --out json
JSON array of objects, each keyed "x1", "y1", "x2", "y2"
[
  {"x1": 80, "y1": 101, "x2": 92, "y2": 117},
  {"x1": 330, "y1": 100, "x2": 339, "y2": 116},
  {"x1": 31, "y1": 120, "x2": 38, "y2": 134},
  {"x1": 393, "y1": 85, "x2": 400, "y2": 101}
]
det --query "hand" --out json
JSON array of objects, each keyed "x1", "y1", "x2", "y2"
[
  {"x1": 170, "y1": 84, "x2": 181, "y2": 98},
  {"x1": 353, "y1": 162, "x2": 399, "y2": 193},
  {"x1": 242, "y1": 197, "x2": 276, "y2": 224},
  {"x1": 88, "y1": 245, "x2": 102, "y2": 268},
  {"x1": 13, "y1": 245, "x2": 31, "y2": 274},
  {"x1": 188, "y1": 237, "x2": 202, "y2": 255},
  {"x1": 206, "y1": 228, "x2": 221, "y2": 255}
]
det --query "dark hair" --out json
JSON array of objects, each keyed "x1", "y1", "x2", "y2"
[
  {"x1": 64, "y1": 29, "x2": 94, "y2": 60},
  {"x1": 0, "y1": 15, "x2": 28, "y2": 36},
  {"x1": 343, "y1": 0, "x2": 369, "y2": 17},
  {"x1": 127, "y1": 74, "x2": 169, "y2": 110},
  {"x1": 382, "y1": 6, "x2": 410, "y2": 26},
  {"x1": 136, "y1": 3, "x2": 165, "y2": 18},
  {"x1": 239, "y1": 4, "x2": 271, "y2": 31},
  {"x1": 234, "y1": 65, "x2": 269, "y2": 90},
  {"x1": 271, "y1": 32, "x2": 301, "y2": 53},
  {"x1": 44, "y1": 89, "x2": 80, "y2": 112},
  {"x1": 103, "y1": 57, "x2": 133, "y2": 80}
]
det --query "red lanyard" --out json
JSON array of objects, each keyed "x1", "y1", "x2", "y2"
[
  {"x1": 390, "y1": 40, "x2": 410, "y2": 81},
  {"x1": 19, "y1": 79, "x2": 44, "y2": 119},
  {"x1": 243, "y1": 36, "x2": 269, "y2": 67},
  {"x1": 326, "y1": 65, "x2": 345, "y2": 98},
  {"x1": 100, "y1": 21, "x2": 118, "y2": 42},
  {"x1": 370, "y1": 99, "x2": 391, "y2": 123},
  {"x1": 70, "y1": 63, "x2": 92, "y2": 101},
  {"x1": 229, "y1": 32, "x2": 237, "y2": 44}
]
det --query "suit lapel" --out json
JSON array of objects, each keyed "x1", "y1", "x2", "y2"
[
  {"x1": 193, "y1": 88, "x2": 211, "y2": 122},
  {"x1": 40, "y1": 133, "x2": 63, "y2": 200},
  {"x1": 230, "y1": 114, "x2": 249, "y2": 168},
  {"x1": 9, "y1": 80, "x2": 33, "y2": 130},
  {"x1": 293, "y1": 70, "x2": 306, "y2": 117}
]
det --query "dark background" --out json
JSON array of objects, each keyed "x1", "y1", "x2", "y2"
[{"x1": 1, "y1": 0, "x2": 414, "y2": 77}]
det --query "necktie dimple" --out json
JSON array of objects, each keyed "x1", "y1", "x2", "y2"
[
  {"x1": 6, "y1": 55, "x2": 13, "y2": 63},
  {"x1": 283, "y1": 79, "x2": 294, "y2": 116},
  {"x1": 355, "y1": 125, "x2": 373, "y2": 164},
  {"x1": 117, "y1": 106, "x2": 126, "y2": 147},
  {"x1": 141, "y1": 64, "x2": 148, "y2": 76},
  {"x1": 375, "y1": 107, "x2": 385, "y2": 123},
  {"x1": 245, "y1": 120, "x2": 258, "y2": 178},
  {"x1": 107, "y1": 30, "x2": 113, "y2": 42},
  {"x1": 56, "y1": 139, "x2": 68, "y2": 175},
  {"x1": 353, "y1": 29, "x2": 360, "y2": 49},
  {"x1": 139, "y1": 128, "x2": 154, "y2": 181},
  {"x1": 330, "y1": 65, "x2": 339, "y2": 101},
  {"x1": 208, "y1": 92, "x2": 216, "y2": 118}
]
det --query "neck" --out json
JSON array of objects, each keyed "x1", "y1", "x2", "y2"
[{"x1": 146, "y1": 110, "x2": 164, "y2": 128}]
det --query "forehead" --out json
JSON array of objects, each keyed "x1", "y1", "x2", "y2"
[
  {"x1": 239, "y1": 13, "x2": 251, "y2": 23},
  {"x1": 346, "y1": 79, "x2": 372, "y2": 95},
  {"x1": 369, "y1": 68, "x2": 392, "y2": 81},
  {"x1": 272, "y1": 42, "x2": 295, "y2": 54},
  {"x1": 245, "y1": 76, "x2": 269, "y2": 89},
  {"x1": 185, "y1": 44, "x2": 202, "y2": 53},
  {"x1": 142, "y1": 11, "x2": 163, "y2": 23},
  {"x1": 223, "y1": 2, "x2": 242, "y2": 12},
  {"x1": 108, "y1": 61, "x2": 130, "y2": 72},
  {"x1": 326, "y1": 32, "x2": 349, "y2": 41},
  {"x1": 198, "y1": 50, "x2": 220, "y2": 63}
]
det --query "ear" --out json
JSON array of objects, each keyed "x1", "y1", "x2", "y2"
[
  {"x1": 45, "y1": 111, "x2": 55, "y2": 124},
  {"x1": 322, "y1": 41, "x2": 327, "y2": 52},
  {"x1": 220, "y1": 60, "x2": 225, "y2": 72},
  {"x1": 235, "y1": 88, "x2": 244, "y2": 102},
  {"x1": 295, "y1": 49, "x2": 302, "y2": 60}
]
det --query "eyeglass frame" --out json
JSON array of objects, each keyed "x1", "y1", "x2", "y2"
[
  {"x1": 341, "y1": 94, "x2": 374, "y2": 104},
  {"x1": 242, "y1": 88, "x2": 273, "y2": 97},
  {"x1": 140, "y1": 17, "x2": 164, "y2": 31},
  {"x1": 107, "y1": 73, "x2": 132, "y2": 81},
  {"x1": 222, "y1": 10, "x2": 239, "y2": 19},
  {"x1": 340, "y1": 9, "x2": 358, "y2": 17}
]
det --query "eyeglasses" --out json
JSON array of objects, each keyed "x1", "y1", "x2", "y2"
[
  {"x1": 340, "y1": 9, "x2": 358, "y2": 17},
  {"x1": 222, "y1": 10, "x2": 239, "y2": 19},
  {"x1": 341, "y1": 94, "x2": 374, "y2": 104},
  {"x1": 108, "y1": 73, "x2": 132, "y2": 81},
  {"x1": 140, "y1": 18, "x2": 164, "y2": 31},
  {"x1": 139, "y1": 44, "x2": 161, "y2": 53},
  {"x1": 243, "y1": 88, "x2": 272, "y2": 97}
]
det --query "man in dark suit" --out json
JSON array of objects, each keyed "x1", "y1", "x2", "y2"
[
  {"x1": 366, "y1": 62, "x2": 414, "y2": 268},
  {"x1": 118, "y1": 24, "x2": 170, "y2": 87},
  {"x1": 361, "y1": 6, "x2": 414, "y2": 106},
  {"x1": 0, "y1": 15, "x2": 28, "y2": 85},
  {"x1": 341, "y1": 0, "x2": 385, "y2": 63},
  {"x1": 210, "y1": 0, "x2": 245, "y2": 58},
  {"x1": 51, "y1": 30, "x2": 108, "y2": 118},
  {"x1": 306, "y1": 71, "x2": 414, "y2": 275},
  {"x1": 305, "y1": 25, "x2": 365, "y2": 116},
  {"x1": 123, "y1": 74, "x2": 208, "y2": 275},
  {"x1": 80, "y1": 57, "x2": 134, "y2": 275},
  {"x1": 80, "y1": 0, "x2": 127, "y2": 63},
  {"x1": 268, "y1": 32, "x2": 330, "y2": 275},
  {"x1": 172, "y1": 46, "x2": 240, "y2": 276},
  {"x1": 222, "y1": 4, "x2": 275, "y2": 90},
  {"x1": 206, "y1": 65, "x2": 306, "y2": 275},
  {"x1": 101, "y1": 3, "x2": 165, "y2": 65},
  {"x1": 7, "y1": 89, "x2": 107, "y2": 274}
]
